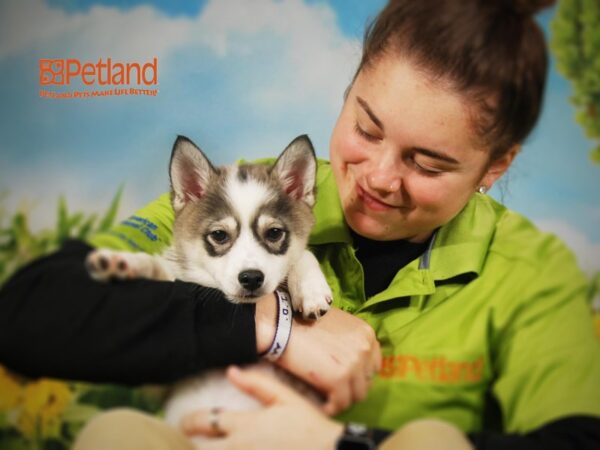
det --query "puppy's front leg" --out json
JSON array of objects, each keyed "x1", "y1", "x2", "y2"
[
  {"x1": 287, "y1": 250, "x2": 333, "y2": 320},
  {"x1": 86, "y1": 249, "x2": 173, "y2": 282}
]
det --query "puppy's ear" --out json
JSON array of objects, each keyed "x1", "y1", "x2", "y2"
[
  {"x1": 271, "y1": 135, "x2": 317, "y2": 207},
  {"x1": 169, "y1": 135, "x2": 217, "y2": 213}
]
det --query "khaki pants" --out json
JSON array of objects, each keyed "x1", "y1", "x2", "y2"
[
  {"x1": 73, "y1": 409, "x2": 193, "y2": 450},
  {"x1": 74, "y1": 408, "x2": 473, "y2": 450}
]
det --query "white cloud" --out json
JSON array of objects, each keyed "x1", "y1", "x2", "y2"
[
  {"x1": 534, "y1": 218, "x2": 600, "y2": 276},
  {"x1": 0, "y1": 0, "x2": 360, "y2": 113},
  {"x1": 0, "y1": 0, "x2": 193, "y2": 60},
  {"x1": 193, "y1": 0, "x2": 360, "y2": 112},
  {"x1": 0, "y1": 0, "x2": 362, "y2": 229}
]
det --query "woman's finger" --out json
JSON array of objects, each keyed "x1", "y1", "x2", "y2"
[
  {"x1": 372, "y1": 339, "x2": 383, "y2": 374},
  {"x1": 226, "y1": 365, "x2": 299, "y2": 406},
  {"x1": 321, "y1": 377, "x2": 352, "y2": 416},
  {"x1": 181, "y1": 408, "x2": 238, "y2": 437},
  {"x1": 351, "y1": 370, "x2": 369, "y2": 404}
]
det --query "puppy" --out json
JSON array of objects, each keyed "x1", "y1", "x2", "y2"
[{"x1": 86, "y1": 135, "x2": 332, "y2": 444}]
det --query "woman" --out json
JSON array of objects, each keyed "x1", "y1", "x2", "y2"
[{"x1": 2, "y1": 0, "x2": 600, "y2": 449}]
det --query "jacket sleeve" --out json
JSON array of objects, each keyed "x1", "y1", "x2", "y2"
[
  {"x1": 0, "y1": 192, "x2": 260, "y2": 385},
  {"x1": 368, "y1": 416, "x2": 600, "y2": 449},
  {"x1": 488, "y1": 236, "x2": 600, "y2": 432},
  {"x1": 0, "y1": 239, "x2": 258, "y2": 384},
  {"x1": 468, "y1": 416, "x2": 600, "y2": 449}
]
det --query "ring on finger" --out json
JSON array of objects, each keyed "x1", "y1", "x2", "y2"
[{"x1": 209, "y1": 407, "x2": 225, "y2": 436}]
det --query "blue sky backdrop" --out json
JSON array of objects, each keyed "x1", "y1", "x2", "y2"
[{"x1": 1, "y1": 0, "x2": 599, "y2": 274}]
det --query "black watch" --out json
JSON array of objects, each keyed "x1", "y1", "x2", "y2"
[{"x1": 336, "y1": 422, "x2": 377, "y2": 450}]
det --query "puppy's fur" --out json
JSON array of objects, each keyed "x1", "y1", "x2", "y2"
[{"x1": 86, "y1": 135, "x2": 332, "y2": 444}]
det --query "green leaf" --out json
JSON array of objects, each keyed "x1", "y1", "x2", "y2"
[
  {"x1": 61, "y1": 404, "x2": 99, "y2": 425},
  {"x1": 591, "y1": 146, "x2": 600, "y2": 164},
  {"x1": 130, "y1": 386, "x2": 168, "y2": 414},
  {"x1": 78, "y1": 385, "x2": 135, "y2": 409},
  {"x1": 68, "y1": 213, "x2": 84, "y2": 229},
  {"x1": 551, "y1": 0, "x2": 600, "y2": 163},
  {"x1": 57, "y1": 196, "x2": 69, "y2": 242},
  {"x1": 77, "y1": 214, "x2": 97, "y2": 240},
  {"x1": 0, "y1": 188, "x2": 127, "y2": 284},
  {"x1": 98, "y1": 186, "x2": 123, "y2": 232},
  {"x1": 42, "y1": 438, "x2": 68, "y2": 450},
  {"x1": 0, "y1": 435, "x2": 30, "y2": 450}
]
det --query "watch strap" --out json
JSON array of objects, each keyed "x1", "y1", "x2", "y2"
[{"x1": 336, "y1": 422, "x2": 377, "y2": 450}]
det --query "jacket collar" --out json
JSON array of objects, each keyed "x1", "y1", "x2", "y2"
[
  {"x1": 309, "y1": 161, "x2": 503, "y2": 282},
  {"x1": 308, "y1": 160, "x2": 352, "y2": 245},
  {"x1": 426, "y1": 194, "x2": 502, "y2": 282}
]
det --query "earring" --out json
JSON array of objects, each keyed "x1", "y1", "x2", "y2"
[{"x1": 478, "y1": 185, "x2": 487, "y2": 194}]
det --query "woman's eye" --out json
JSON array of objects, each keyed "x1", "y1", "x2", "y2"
[
  {"x1": 265, "y1": 228, "x2": 285, "y2": 242},
  {"x1": 209, "y1": 230, "x2": 229, "y2": 244},
  {"x1": 354, "y1": 122, "x2": 380, "y2": 143},
  {"x1": 412, "y1": 157, "x2": 445, "y2": 176},
  {"x1": 415, "y1": 162, "x2": 443, "y2": 175}
]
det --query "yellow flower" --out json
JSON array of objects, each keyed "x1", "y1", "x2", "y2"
[
  {"x1": 0, "y1": 365, "x2": 22, "y2": 412},
  {"x1": 17, "y1": 379, "x2": 72, "y2": 438}
]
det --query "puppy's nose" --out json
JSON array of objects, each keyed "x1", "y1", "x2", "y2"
[{"x1": 238, "y1": 270, "x2": 264, "y2": 291}]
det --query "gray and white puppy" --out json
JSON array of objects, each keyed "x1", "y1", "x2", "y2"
[
  {"x1": 87, "y1": 134, "x2": 332, "y2": 318},
  {"x1": 86, "y1": 135, "x2": 332, "y2": 440}
]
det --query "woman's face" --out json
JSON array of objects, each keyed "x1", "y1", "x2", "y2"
[{"x1": 329, "y1": 55, "x2": 513, "y2": 242}]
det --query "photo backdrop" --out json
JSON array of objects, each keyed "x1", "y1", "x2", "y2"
[{"x1": 1, "y1": 0, "x2": 599, "y2": 280}]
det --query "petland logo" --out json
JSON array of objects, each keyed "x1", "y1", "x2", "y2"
[{"x1": 39, "y1": 57, "x2": 159, "y2": 99}]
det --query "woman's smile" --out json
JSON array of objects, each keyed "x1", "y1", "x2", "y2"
[{"x1": 355, "y1": 183, "x2": 405, "y2": 212}]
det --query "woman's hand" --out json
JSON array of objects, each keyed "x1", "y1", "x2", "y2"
[
  {"x1": 182, "y1": 366, "x2": 343, "y2": 450},
  {"x1": 256, "y1": 299, "x2": 382, "y2": 415}
]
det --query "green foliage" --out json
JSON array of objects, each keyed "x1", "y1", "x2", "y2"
[
  {"x1": 78, "y1": 385, "x2": 166, "y2": 413},
  {"x1": 551, "y1": 0, "x2": 600, "y2": 163},
  {"x1": 0, "y1": 186, "x2": 123, "y2": 285}
]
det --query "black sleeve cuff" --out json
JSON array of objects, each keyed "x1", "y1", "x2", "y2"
[{"x1": 468, "y1": 415, "x2": 600, "y2": 450}]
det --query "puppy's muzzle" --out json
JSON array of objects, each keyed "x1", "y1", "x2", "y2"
[{"x1": 238, "y1": 269, "x2": 264, "y2": 292}]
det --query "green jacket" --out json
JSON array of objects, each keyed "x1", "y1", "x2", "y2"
[{"x1": 89, "y1": 160, "x2": 600, "y2": 434}]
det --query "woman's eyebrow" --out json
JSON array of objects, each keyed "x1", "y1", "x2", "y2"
[
  {"x1": 356, "y1": 96, "x2": 384, "y2": 131},
  {"x1": 415, "y1": 147, "x2": 460, "y2": 165}
]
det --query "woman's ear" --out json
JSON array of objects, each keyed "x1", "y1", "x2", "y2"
[{"x1": 480, "y1": 144, "x2": 521, "y2": 191}]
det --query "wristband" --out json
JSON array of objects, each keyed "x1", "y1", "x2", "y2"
[
  {"x1": 260, "y1": 289, "x2": 292, "y2": 362},
  {"x1": 336, "y1": 423, "x2": 377, "y2": 450}
]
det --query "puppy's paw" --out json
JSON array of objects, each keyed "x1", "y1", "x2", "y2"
[
  {"x1": 288, "y1": 274, "x2": 333, "y2": 321},
  {"x1": 85, "y1": 249, "x2": 142, "y2": 281}
]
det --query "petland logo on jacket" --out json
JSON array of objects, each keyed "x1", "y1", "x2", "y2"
[{"x1": 39, "y1": 57, "x2": 159, "y2": 99}]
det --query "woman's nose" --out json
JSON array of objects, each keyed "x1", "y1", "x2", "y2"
[{"x1": 366, "y1": 170, "x2": 402, "y2": 194}]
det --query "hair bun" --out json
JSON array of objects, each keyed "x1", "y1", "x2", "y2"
[{"x1": 508, "y1": 0, "x2": 556, "y2": 16}]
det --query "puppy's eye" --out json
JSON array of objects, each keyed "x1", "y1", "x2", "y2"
[
  {"x1": 265, "y1": 227, "x2": 285, "y2": 242},
  {"x1": 209, "y1": 230, "x2": 229, "y2": 244}
]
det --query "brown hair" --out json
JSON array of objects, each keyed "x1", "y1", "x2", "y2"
[{"x1": 355, "y1": 0, "x2": 554, "y2": 161}]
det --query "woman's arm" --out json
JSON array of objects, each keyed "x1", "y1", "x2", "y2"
[
  {"x1": 466, "y1": 236, "x2": 600, "y2": 449},
  {"x1": 0, "y1": 239, "x2": 258, "y2": 384},
  {"x1": 0, "y1": 238, "x2": 380, "y2": 411},
  {"x1": 0, "y1": 190, "x2": 380, "y2": 405},
  {"x1": 180, "y1": 367, "x2": 600, "y2": 450}
]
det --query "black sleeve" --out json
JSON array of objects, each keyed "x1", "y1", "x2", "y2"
[
  {"x1": 368, "y1": 416, "x2": 600, "y2": 449},
  {"x1": 0, "y1": 240, "x2": 259, "y2": 385},
  {"x1": 467, "y1": 416, "x2": 600, "y2": 450}
]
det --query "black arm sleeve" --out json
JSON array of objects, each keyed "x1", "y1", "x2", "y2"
[
  {"x1": 0, "y1": 240, "x2": 259, "y2": 385},
  {"x1": 468, "y1": 416, "x2": 600, "y2": 450},
  {"x1": 368, "y1": 416, "x2": 600, "y2": 449}
]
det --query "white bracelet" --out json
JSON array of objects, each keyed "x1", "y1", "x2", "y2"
[{"x1": 261, "y1": 289, "x2": 293, "y2": 362}]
